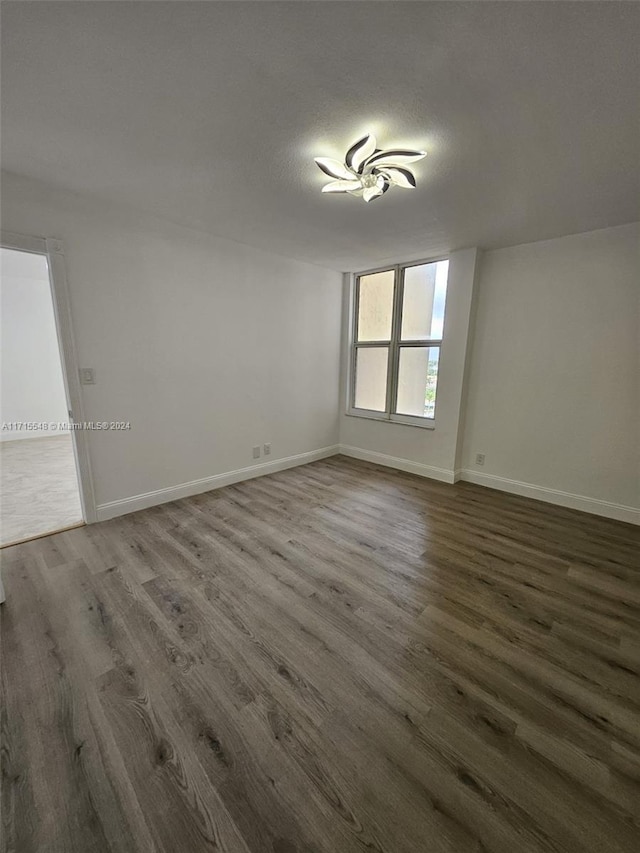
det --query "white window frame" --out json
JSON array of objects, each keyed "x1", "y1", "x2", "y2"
[{"x1": 346, "y1": 257, "x2": 449, "y2": 429}]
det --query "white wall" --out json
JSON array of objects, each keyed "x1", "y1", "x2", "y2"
[
  {"x1": 339, "y1": 248, "x2": 480, "y2": 482},
  {"x1": 460, "y1": 223, "x2": 640, "y2": 513},
  {"x1": 3, "y1": 171, "x2": 636, "y2": 524},
  {"x1": 338, "y1": 224, "x2": 639, "y2": 521},
  {"x1": 0, "y1": 248, "x2": 70, "y2": 440},
  {"x1": 1, "y1": 172, "x2": 343, "y2": 512}
]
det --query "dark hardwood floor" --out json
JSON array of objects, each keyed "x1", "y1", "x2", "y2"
[{"x1": 2, "y1": 455, "x2": 639, "y2": 853}]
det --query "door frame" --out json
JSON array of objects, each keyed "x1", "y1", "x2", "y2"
[{"x1": 1, "y1": 230, "x2": 97, "y2": 523}]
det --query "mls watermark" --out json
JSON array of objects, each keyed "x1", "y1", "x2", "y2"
[{"x1": 2, "y1": 421, "x2": 131, "y2": 432}]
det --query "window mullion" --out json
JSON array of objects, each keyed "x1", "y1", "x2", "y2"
[
  {"x1": 397, "y1": 339, "x2": 443, "y2": 348},
  {"x1": 350, "y1": 275, "x2": 359, "y2": 411},
  {"x1": 387, "y1": 264, "x2": 403, "y2": 416}
]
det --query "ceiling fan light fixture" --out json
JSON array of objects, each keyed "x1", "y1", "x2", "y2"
[{"x1": 314, "y1": 133, "x2": 426, "y2": 203}]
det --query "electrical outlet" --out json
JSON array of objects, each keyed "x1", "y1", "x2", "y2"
[
  {"x1": 475, "y1": 453, "x2": 485, "y2": 466},
  {"x1": 80, "y1": 367, "x2": 95, "y2": 385},
  {"x1": 252, "y1": 446, "x2": 261, "y2": 459},
  {"x1": 263, "y1": 443, "x2": 271, "y2": 456}
]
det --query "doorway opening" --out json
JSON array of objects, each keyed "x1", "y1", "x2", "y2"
[{"x1": 1, "y1": 246, "x2": 84, "y2": 546}]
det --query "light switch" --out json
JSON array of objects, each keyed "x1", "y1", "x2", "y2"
[{"x1": 80, "y1": 368, "x2": 96, "y2": 385}]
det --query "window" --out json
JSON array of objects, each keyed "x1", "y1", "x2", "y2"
[{"x1": 349, "y1": 258, "x2": 449, "y2": 426}]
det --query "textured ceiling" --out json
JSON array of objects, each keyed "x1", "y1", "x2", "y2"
[{"x1": 2, "y1": 1, "x2": 639, "y2": 271}]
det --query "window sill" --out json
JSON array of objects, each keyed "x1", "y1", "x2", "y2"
[{"x1": 345, "y1": 411, "x2": 436, "y2": 430}]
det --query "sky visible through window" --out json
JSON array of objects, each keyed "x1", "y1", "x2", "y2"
[
  {"x1": 423, "y1": 260, "x2": 448, "y2": 416},
  {"x1": 431, "y1": 261, "x2": 448, "y2": 340}
]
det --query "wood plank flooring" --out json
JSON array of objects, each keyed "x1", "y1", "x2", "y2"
[{"x1": 1, "y1": 455, "x2": 639, "y2": 853}]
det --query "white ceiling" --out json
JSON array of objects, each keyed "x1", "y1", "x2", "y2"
[{"x1": 2, "y1": 1, "x2": 639, "y2": 271}]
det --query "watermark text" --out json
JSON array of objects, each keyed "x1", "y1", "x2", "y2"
[{"x1": 2, "y1": 421, "x2": 131, "y2": 432}]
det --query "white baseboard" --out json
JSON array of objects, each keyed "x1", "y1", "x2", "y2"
[
  {"x1": 95, "y1": 442, "x2": 639, "y2": 527},
  {"x1": 338, "y1": 444, "x2": 456, "y2": 484},
  {"x1": 459, "y1": 469, "x2": 640, "y2": 525},
  {"x1": 96, "y1": 444, "x2": 340, "y2": 521}
]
